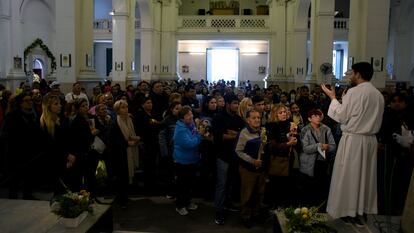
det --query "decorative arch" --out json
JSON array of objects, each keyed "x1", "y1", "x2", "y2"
[
  {"x1": 19, "y1": 0, "x2": 54, "y2": 16},
  {"x1": 397, "y1": 0, "x2": 414, "y2": 32},
  {"x1": 23, "y1": 38, "x2": 56, "y2": 74},
  {"x1": 136, "y1": 0, "x2": 152, "y2": 28},
  {"x1": 295, "y1": 0, "x2": 311, "y2": 30}
]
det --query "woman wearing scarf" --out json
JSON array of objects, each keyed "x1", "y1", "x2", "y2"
[{"x1": 108, "y1": 100, "x2": 139, "y2": 208}]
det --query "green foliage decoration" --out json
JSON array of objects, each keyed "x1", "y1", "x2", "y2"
[{"x1": 23, "y1": 38, "x2": 57, "y2": 75}]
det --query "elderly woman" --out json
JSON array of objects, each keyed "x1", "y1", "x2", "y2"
[
  {"x1": 173, "y1": 106, "x2": 203, "y2": 216},
  {"x1": 108, "y1": 100, "x2": 139, "y2": 207}
]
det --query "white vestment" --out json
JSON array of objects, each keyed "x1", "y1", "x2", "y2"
[{"x1": 326, "y1": 82, "x2": 384, "y2": 218}]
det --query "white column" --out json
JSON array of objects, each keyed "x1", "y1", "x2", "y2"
[
  {"x1": 309, "y1": 0, "x2": 335, "y2": 84},
  {"x1": 55, "y1": 0, "x2": 77, "y2": 92},
  {"x1": 289, "y1": 0, "x2": 310, "y2": 85},
  {"x1": 151, "y1": 1, "x2": 161, "y2": 80},
  {"x1": 78, "y1": 0, "x2": 99, "y2": 86},
  {"x1": 159, "y1": 0, "x2": 179, "y2": 80},
  {"x1": 268, "y1": 0, "x2": 287, "y2": 85},
  {"x1": 290, "y1": 29, "x2": 308, "y2": 83},
  {"x1": 111, "y1": 0, "x2": 135, "y2": 88},
  {"x1": 126, "y1": 0, "x2": 139, "y2": 85},
  {"x1": 139, "y1": 0, "x2": 157, "y2": 81},
  {"x1": 348, "y1": 0, "x2": 390, "y2": 88},
  {"x1": 3, "y1": 0, "x2": 26, "y2": 90}
]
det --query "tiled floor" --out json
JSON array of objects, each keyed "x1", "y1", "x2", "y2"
[{"x1": 111, "y1": 196, "x2": 273, "y2": 233}]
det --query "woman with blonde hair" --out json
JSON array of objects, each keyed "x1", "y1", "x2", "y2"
[
  {"x1": 265, "y1": 103, "x2": 299, "y2": 208},
  {"x1": 237, "y1": 97, "x2": 253, "y2": 121},
  {"x1": 40, "y1": 94, "x2": 74, "y2": 194},
  {"x1": 108, "y1": 99, "x2": 139, "y2": 207}
]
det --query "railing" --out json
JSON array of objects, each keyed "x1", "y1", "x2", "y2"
[
  {"x1": 93, "y1": 19, "x2": 141, "y2": 30},
  {"x1": 178, "y1": 15, "x2": 269, "y2": 30},
  {"x1": 307, "y1": 18, "x2": 349, "y2": 30},
  {"x1": 93, "y1": 17, "x2": 347, "y2": 32},
  {"x1": 333, "y1": 18, "x2": 348, "y2": 29}
]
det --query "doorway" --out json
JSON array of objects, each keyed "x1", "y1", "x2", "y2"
[
  {"x1": 333, "y1": 49, "x2": 343, "y2": 79},
  {"x1": 32, "y1": 58, "x2": 44, "y2": 80},
  {"x1": 206, "y1": 48, "x2": 239, "y2": 84}
]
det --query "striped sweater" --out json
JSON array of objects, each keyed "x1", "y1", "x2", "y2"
[{"x1": 235, "y1": 126, "x2": 268, "y2": 172}]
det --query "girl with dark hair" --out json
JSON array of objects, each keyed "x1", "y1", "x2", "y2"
[
  {"x1": 159, "y1": 101, "x2": 182, "y2": 198},
  {"x1": 67, "y1": 98, "x2": 98, "y2": 193},
  {"x1": 199, "y1": 96, "x2": 217, "y2": 199}
]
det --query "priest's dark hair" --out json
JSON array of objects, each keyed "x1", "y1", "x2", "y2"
[{"x1": 352, "y1": 62, "x2": 374, "y2": 81}]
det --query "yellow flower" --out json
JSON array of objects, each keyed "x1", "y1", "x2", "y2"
[
  {"x1": 302, "y1": 214, "x2": 308, "y2": 219},
  {"x1": 300, "y1": 207, "x2": 309, "y2": 214}
]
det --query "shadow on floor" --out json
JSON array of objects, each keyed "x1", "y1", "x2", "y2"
[{"x1": 112, "y1": 197, "x2": 274, "y2": 233}]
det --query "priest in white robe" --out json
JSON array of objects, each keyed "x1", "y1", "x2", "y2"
[{"x1": 321, "y1": 62, "x2": 384, "y2": 226}]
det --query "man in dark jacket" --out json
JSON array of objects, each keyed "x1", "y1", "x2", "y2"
[{"x1": 212, "y1": 94, "x2": 245, "y2": 225}]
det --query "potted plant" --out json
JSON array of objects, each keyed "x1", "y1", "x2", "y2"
[
  {"x1": 283, "y1": 203, "x2": 334, "y2": 233},
  {"x1": 50, "y1": 188, "x2": 93, "y2": 228}
]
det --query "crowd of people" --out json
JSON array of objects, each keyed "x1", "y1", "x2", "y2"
[{"x1": 0, "y1": 62, "x2": 413, "y2": 229}]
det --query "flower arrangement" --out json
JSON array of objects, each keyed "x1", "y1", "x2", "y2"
[
  {"x1": 284, "y1": 205, "x2": 331, "y2": 233},
  {"x1": 50, "y1": 189, "x2": 93, "y2": 218}
]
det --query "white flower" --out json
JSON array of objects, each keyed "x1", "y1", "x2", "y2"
[{"x1": 294, "y1": 208, "x2": 301, "y2": 215}]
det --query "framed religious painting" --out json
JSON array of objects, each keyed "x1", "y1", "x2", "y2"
[
  {"x1": 14, "y1": 56, "x2": 22, "y2": 69},
  {"x1": 60, "y1": 54, "x2": 71, "y2": 67}
]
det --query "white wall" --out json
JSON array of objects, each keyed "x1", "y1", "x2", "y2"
[
  {"x1": 22, "y1": 0, "x2": 54, "y2": 48},
  {"x1": 239, "y1": 53, "x2": 267, "y2": 85},
  {"x1": 177, "y1": 40, "x2": 268, "y2": 87},
  {"x1": 178, "y1": 53, "x2": 206, "y2": 80}
]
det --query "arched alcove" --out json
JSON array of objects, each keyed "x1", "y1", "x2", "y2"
[
  {"x1": 32, "y1": 58, "x2": 44, "y2": 80},
  {"x1": 137, "y1": 0, "x2": 152, "y2": 28},
  {"x1": 295, "y1": 0, "x2": 311, "y2": 29},
  {"x1": 20, "y1": 0, "x2": 55, "y2": 48}
]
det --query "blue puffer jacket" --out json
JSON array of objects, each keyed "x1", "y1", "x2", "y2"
[{"x1": 173, "y1": 120, "x2": 202, "y2": 164}]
